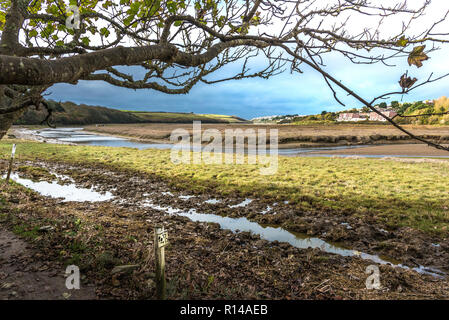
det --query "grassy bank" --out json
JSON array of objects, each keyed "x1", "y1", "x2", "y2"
[
  {"x1": 1, "y1": 139, "x2": 448, "y2": 235},
  {"x1": 124, "y1": 111, "x2": 246, "y2": 123}
]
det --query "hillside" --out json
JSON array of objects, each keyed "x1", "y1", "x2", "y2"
[
  {"x1": 253, "y1": 96, "x2": 449, "y2": 125},
  {"x1": 15, "y1": 101, "x2": 143, "y2": 125},
  {"x1": 15, "y1": 101, "x2": 247, "y2": 125},
  {"x1": 121, "y1": 110, "x2": 247, "y2": 123},
  {"x1": 395, "y1": 96, "x2": 449, "y2": 125}
]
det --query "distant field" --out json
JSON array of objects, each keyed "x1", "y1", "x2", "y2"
[
  {"x1": 85, "y1": 123, "x2": 449, "y2": 146},
  {"x1": 16, "y1": 101, "x2": 143, "y2": 125},
  {"x1": 122, "y1": 111, "x2": 246, "y2": 123}
]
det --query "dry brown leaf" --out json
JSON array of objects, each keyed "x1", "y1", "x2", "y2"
[
  {"x1": 408, "y1": 45, "x2": 429, "y2": 68},
  {"x1": 399, "y1": 74, "x2": 418, "y2": 90}
]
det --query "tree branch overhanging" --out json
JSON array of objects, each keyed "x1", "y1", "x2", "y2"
[{"x1": 0, "y1": 0, "x2": 449, "y2": 152}]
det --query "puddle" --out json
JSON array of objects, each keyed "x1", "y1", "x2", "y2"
[
  {"x1": 141, "y1": 200, "x2": 445, "y2": 278},
  {"x1": 9, "y1": 171, "x2": 444, "y2": 278},
  {"x1": 204, "y1": 199, "x2": 221, "y2": 205},
  {"x1": 229, "y1": 198, "x2": 253, "y2": 208},
  {"x1": 179, "y1": 195, "x2": 196, "y2": 200},
  {"x1": 6, "y1": 173, "x2": 114, "y2": 202},
  {"x1": 340, "y1": 222, "x2": 353, "y2": 230},
  {"x1": 260, "y1": 206, "x2": 273, "y2": 215},
  {"x1": 142, "y1": 200, "x2": 181, "y2": 215}
]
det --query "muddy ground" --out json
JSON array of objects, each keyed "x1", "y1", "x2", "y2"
[
  {"x1": 308, "y1": 143, "x2": 449, "y2": 157},
  {"x1": 84, "y1": 123, "x2": 449, "y2": 148},
  {"x1": 1, "y1": 159, "x2": 449, "y2": 299},
  {"x1": 0, "y1": 226, "x2": 96, "y2": 299}
]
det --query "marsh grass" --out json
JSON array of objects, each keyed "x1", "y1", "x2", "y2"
[{"x1": 1, "y1": 139, "x2": 448, "y2": 235}]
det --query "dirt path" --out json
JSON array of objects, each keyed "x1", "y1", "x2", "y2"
[{"x1": 0, "y1": 227, "x2": 97, "y2": 300}]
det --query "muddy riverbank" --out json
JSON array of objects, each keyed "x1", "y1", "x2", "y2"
[
  {"x1": 0, "y1": 226, "x2": 97, "y2": 299},
  {"x1": 1, "y1": 159, "x2": 448, "y2": 299},
  {"x1": 10, "y1": 126, "x2": 449, "y2": 159}
]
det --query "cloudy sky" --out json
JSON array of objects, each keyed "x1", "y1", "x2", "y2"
[{"x1": 46, "y1": 1, "x2": 449, "y2": 120}]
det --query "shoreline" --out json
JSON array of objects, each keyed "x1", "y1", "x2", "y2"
[
  {"x1": 308, "y1": 143, "x2": 449, "y2": 157},
  {"x1": 83, "y1": 123, "x2": 449, "y2": 149},
  {"x1": 9, "y1": 125, "x2": 449, "y2": 157},
  {"x1": 8, "y1": 127, "x2": 76, "y2": 145}
]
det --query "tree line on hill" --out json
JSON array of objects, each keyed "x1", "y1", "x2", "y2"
[{"x1": 14, "y1": 100, "x2": 244, "y2": 125}]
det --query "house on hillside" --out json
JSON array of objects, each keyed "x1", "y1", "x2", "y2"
[
  {"x1": 337, "y1": 113, "x2": 369, "y2": 122},
  {"x1": 369, "y1": 110, "x2": 397, "y2": 121},
  {"x1": 338, "y1": 109, "x2": 398, "y2": 122}
]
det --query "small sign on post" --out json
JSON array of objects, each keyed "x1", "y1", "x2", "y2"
[
  {"x1": 5, "y1": 144, "x2": 16, "y2": 183},
  {"x1": 157, "y1": 229, "x2": 169, "y2": 248},
  {"x1": 154, "y1": 226, "x2": 168, "y2": 300}
]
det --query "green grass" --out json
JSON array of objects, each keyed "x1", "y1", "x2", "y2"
[
  {"x1": 12, "y1": 224, "x2": 40, "y2": 240},
  {"x1": 197, "y1": 113, "x2": 246, "y2": 123},
  {"x1": 122, "y1": 111, "x2": 246, "y2": 123},
  {"x1": 1, "y1": 139, "x2": 449, "y2": 235}
]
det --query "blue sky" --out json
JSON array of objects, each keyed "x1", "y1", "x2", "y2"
[{"x1": 47, "y1": 47, "x2": 449, "y2": 120}]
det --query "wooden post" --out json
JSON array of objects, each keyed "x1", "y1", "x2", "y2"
[
  {"x1": 154, "y1": 226, "x2": 168, "y2": 300},
  {"x1": 5, "y1": 144, "x2": 16, "y2": 183}
]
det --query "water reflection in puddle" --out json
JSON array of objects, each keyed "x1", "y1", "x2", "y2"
[
  {"x1": 7, "y1": 173, "x2": 114, "y2": 202},
  {"x1": 229, "y1": 198, "x2": 253, "y2": 208},
  {"x1": 260, "y1": 206, "x2": 274, "y2": 215},
  {"x1": 141, "y1": 200, "x2": 444, "y2": 278},
  {"x1": 10, "y1": 173, "x2": 444, "y2": 278},
  {"x1": 204, "y1": 199, "x2": 221, "y2": 204},
  {"x1": 179, "y1": 195, "x2": 196, "y2": 200}
]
